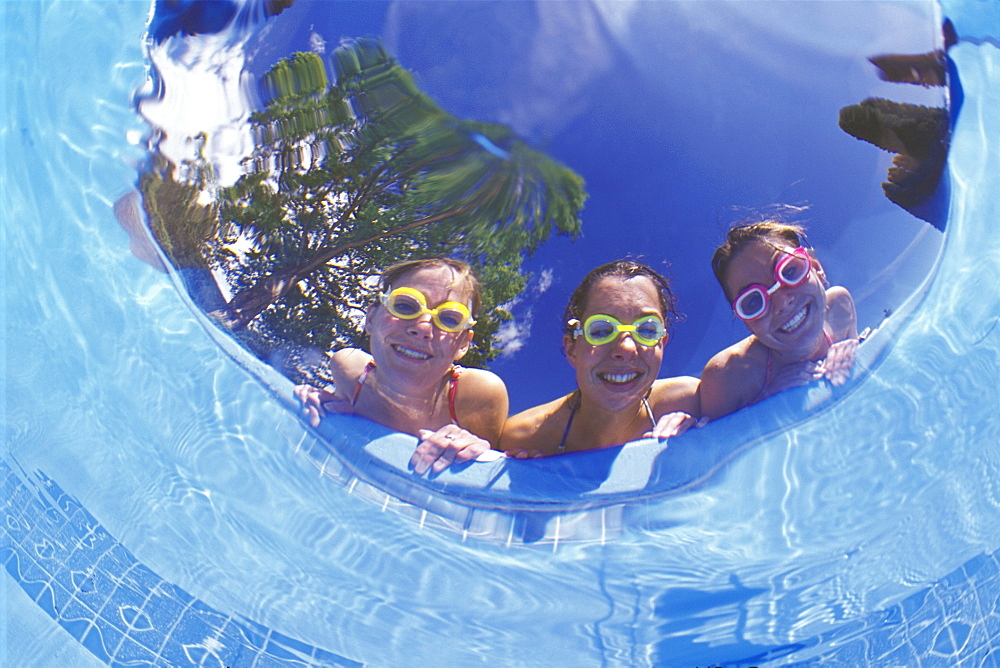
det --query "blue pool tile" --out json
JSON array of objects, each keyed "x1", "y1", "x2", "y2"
[
  {"x1": 931, "y1": 620, "x2": 973, "y2": 656},
  {"x1": 101, "y1": 580, "x2": 156, "y2": 634},
  {"x1": 140, "y1": 583, "x2": 188, "y2": 632},
  {"x1": 58, "y1": 597, "x2": 98, "y2": 640},
  {"x1": 111, "y1": 635, "x2": 161, "y2": 667},
  {"x1": 152, "y1": 577, "x2": 194, "y2": 607},
  {"x1": 907, "y1": 616, "x2": 941, "y2": 656},
  {"x1": 48, "y1": 578, "x2": 75, "y2": 617},
  {"x1": 34, "y1": 581, "x2": 60, "y2": 617},
  {"x1": 268, "y1": 627, "x2": 315, "y2": 657},
  {"x1": 81, "y1": 619, "x2": 120, "y2": 664},
  {"x1": 120, "y1": 561, "x2": 163, "y2": 597},
  {"x1": 3, "y1": 546, "x2": 23, "y2": 578},
  {"x1": 73, "y1": 564, "x2": 118, "y2": 614},
  {"x1": 17, "y1": 559, "x2": 51, "y2": 602},
  {"x1": 232, "y1": 615, "x2": 268, "y2": 648},
  {"x1": 4, "y1": 510, "x2": 29, "y2": 543}
]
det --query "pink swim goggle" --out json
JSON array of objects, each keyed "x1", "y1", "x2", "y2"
[{"x1": 732, "y1": 246, "x2": 813, "y2": 321}]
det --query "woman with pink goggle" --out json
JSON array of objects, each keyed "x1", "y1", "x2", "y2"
[{"x1": 699, "y1": 216, "x2": 859, "y2": 420}]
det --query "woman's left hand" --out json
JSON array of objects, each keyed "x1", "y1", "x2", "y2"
[
  {"x1": 644, "y1": 412, "x2": 709, "y2": 440},
  {"x1": 411, "y1": 425, "x2": 491, "y2": 475},
  {"x1": 820, "y1": 339, "x2": 858, "y2": 386}
]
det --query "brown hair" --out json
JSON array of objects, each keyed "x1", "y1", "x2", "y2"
[
  {"x1": 562, "y1": 260, "x2": 679, "y2": 335},
  {"x1": 379, "y1": 257, "x2": 482, "y2": 316},
  {"x1": 711, "y1": 219, "x2": 810, "y2": 301}
]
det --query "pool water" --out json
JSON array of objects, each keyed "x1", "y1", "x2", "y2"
[{"x1": 3, "y1": 1, "x2": 999, "y2": 666}]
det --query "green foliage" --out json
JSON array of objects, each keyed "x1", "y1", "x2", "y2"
[
  {"x1": 207, "y1": 38, "x2": 586, "y2": 373},
  {"x1": 139, "y1": 155, "x2": 217, "y2": 271}
]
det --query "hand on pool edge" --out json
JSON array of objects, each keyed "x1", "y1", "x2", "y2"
[
  {"x1": 644, "y1": 412, "x2": 709, "y2": 441},
  {"x1": 820, "y1": 339, "x2": 858, "y2": 387},
  {"x1": 293, "y1": 383, "x2": 352, "y2": 428},
  {"x1": 412, "y1": 426, "x2": 491, "y2": 475}
]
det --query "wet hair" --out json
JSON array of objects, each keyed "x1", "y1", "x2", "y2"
[
  {"x1": 562, "y1": 260, "x2": 679, "y2": 335},
  {"x1": 378, "y1": 257, "x2": 482, "y2": 316},
  {"x1": 711, "y1": 219, "x2": 810, "y2": 301}
]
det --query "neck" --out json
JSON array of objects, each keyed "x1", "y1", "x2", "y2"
[
  {"x1": 568, "y1": 392, "x2": 652, "y2": 449},
  {"x1": 365, "y1": 366, "x2": 451, "y2": 423}
]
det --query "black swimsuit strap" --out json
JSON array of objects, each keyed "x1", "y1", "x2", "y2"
[
  {"x1": 556, "y1": 391, "x2": 581, "y2": 455},
  {"x1": 557, "y1": 391, "x2": 654, "y2": 454}
]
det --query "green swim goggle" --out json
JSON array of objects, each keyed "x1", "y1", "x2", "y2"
[
  {"x1": 380, "y1": 286, "x2": 476, "y2": 332},
  {"x1": 569, "y1": 314, "x2": 668, "y2": 347}
]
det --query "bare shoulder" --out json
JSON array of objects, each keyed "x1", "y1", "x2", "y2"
[
  {"x1": 825, "y1": 286, "x2": 858, "y2": 340},
  {"x1": 649, "y1": 375, "x2": 700, "y2": 416},
  {"x1": 326, "y1": 348, "x2": 372, "y2": 390},
  {"x1": 699, "y1": 337, "x2": 766, "y2": 419},
  {"x1": 456, "y1": 367, "x2": 508, "y2": 402},
  {"x1": 453, "y1": 367, "x2": 510, "y2": 447},
  {"x1": 329, "y1": 348, "x2": 372, "y2": 375},
  {"x1": 500, "y1": 396, "x2": 569, "y2": 456}
]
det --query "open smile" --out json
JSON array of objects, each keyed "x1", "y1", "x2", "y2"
[
  {"x1": 598, "y1": 371, "x2": 642, "y2": 385},
  {"x1": 391, "y1": 344, "x2": 432, "y2": 361},
  {"x1": 778, "y1": 304, "x2": 810, "y2": 334}
]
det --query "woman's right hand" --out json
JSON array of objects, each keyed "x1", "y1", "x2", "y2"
[{"x1": 293, "y1": 384, "x2": 352, "y2": 428}]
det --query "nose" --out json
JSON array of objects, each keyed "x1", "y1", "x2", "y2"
[
  {"x1": 770, "y1": 284, "x2": 797, "y2": 315},
  {"x1": 407, "y1": 314, "x2": 435, "y2": 337},
  {"x1": 611, "y1": 332, "x2": 639, "y2": 358}
]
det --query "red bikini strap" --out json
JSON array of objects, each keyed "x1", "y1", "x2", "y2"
[
  {"x1": 448, "y1": 365, "x2": 463, "y2": 424},
  {"x1": 352, "y1": 360, "x2": 376, "y2": 406}
]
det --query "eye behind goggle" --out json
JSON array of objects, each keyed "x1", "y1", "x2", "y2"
[
  {"x1": 734, "y1": 287, "x2": 768, "y2": 320},
  {"x1": 777, "y1": 251, "x2": 811, "y2": 286},
  {"x1": 732, "y1": 247, "x2": 813, "y2": 321},
  {"x1": 573, "y1": 314, "x2": 667, "y2": 346},
  {"x1": 381, "y1": 287, "x2": 475, "y2": 332}
]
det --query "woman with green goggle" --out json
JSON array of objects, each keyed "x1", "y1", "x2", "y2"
[{"x1": 500, "y1": 260, "x2": 704, "y2": 458}]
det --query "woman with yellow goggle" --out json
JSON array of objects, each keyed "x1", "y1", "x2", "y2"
[
  {"x1": 295, "y1": 258, "x2": 508, "y2": 475},
  {"x1": 500, "y1": 260, "x2": 704, "y2": 458}
]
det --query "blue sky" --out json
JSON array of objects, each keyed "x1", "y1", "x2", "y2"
[{"x1": 239, "y1": 0, "x2": 946, "y2": 411}]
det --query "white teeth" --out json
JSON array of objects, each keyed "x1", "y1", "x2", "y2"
[
  {"x1": 393, "y1": 345, "x2": 431, "y2": 360},
  {"x1": 599, "y1": 372, "x2": 640, "y2": 384},
  {"x1": 779, "y1": 305, "x2": 808, "y2": 333}
]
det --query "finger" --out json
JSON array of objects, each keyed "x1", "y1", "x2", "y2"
[
  {"x1": 475, "y1": 449, "x2": 505, "y2": 463},
  {"x1": 410, "y1": 431, "x2": 447, "y2": 475},
  {"x1": 663, "y1": 414, "x2": 697, "y2": 439},
  {"x1": 412, "y1": 445, "x2": 445, "y2": 475},
  {"x1": 651, "y1": 412, "x2": 691, "y2": 439},
  {"x1": 431, "y1": 446, "x2": 459, "y2": 473},
  {"x1": 321, "y1": 399, "x2": 351, "y2": 414},
  {"x1": 453, "y1": 440, "x2": 489, "y2": 463}
]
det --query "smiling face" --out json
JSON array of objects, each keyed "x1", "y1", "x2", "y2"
[
  {"x1": 723, "y1": 238, "x2": 828, "y2": 357},
  {"x1": 564, "y1": 275, "x2": 666, "y2": 413},
  {"x1": 365, "y1": 264, "x2": 475, "y2": 381}
]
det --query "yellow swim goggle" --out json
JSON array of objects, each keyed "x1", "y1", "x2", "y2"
[
  {"x1": 569, "y1": 314, "x2": 667, "y2": 347},
  {"x1": 380, "y1": 287, "x2": 476, "y2": 333}
]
